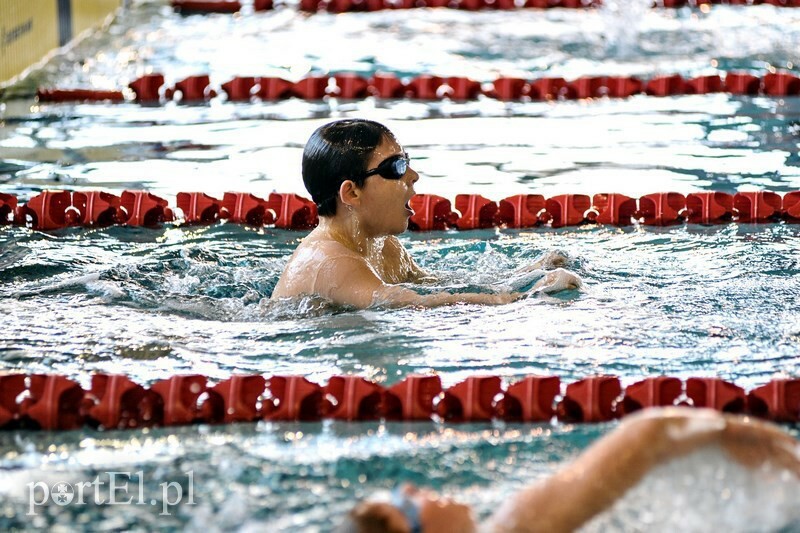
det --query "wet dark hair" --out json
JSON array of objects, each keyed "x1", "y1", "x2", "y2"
[{"x1": 302, "y1": 119, "x2": 395, "y2": 217}]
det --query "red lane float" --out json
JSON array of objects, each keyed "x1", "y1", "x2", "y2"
[
  {"x1": 0, "y1": 193, "x2": 17, "y2": 224},
  {"x1": 636, "y1": 192, "x2": 686, "y2": 226},
  {"x1": 263, "y1": 376, "x2": 325, "y2": 421},
  {"x1": 408, "y1": 194, "x2": 458, "y2": 231},
  {"x1": 369, "y1": 73, "x2": 407, "y2": 98},
  {"x1": 149, "y1": 375, "x2": 224, "y2": 426},
  {"x1": 212, "y1": 375, "x2": 267, "y2": 423},
  {"x1": 497, "y1": 194, "x2": 546, "y2": 228},
  {"x1": 725, "y1": 73, "x2": 761, "y2": 95},
  {"x1": 86, "y1": 374, "x2": 163, "y2": 429},
  {"x1": 332, "y1": 74, "x2": 370, "y2": 99},
  {"x1": 437, "y1": 376, "x2": 502, "y2": 422},
  {"x1": 36, "y1": 89, "x2": 125, "y2": 103},
  {"x1": 292, "y1": 76, "x2": 329, "y2": 100},
  {"x1": 171, "y1": 0, "x2": 242, "y2": 13},
  {"x1": 325, "y1": 376, "x2": 385, "y2": 421},
  {"x1": 268, "y1": 193, "x2": 319, "y2": 229},
  {"x1": 620, "y1": 376, "x2": 682, "y2": 415},
  {"x1": 120, "y1": 191, "x2": 174, "y2": 227},
  {"x1": 686, "y1": 377, "x2": 746, "y2": 413},
  {"x1": 177, "y1": 192, "x2": 223, "y2": 224},
  {"x1": 784, "y1": 192, "x2": 800, "y2": 222},
  {"x1": 1, "y1": 373, "x2": 799, "y2": 430},
  {"x1": 385, "y1": 375, "x2": 443, "y2": 420},
  {"x1": 733, "y1": 191, "x2": 783, "y2": 223},
  {"x1": 590, "y1": 193, "x2": 637, "y2": 226},
  {"x1": 221, "y1": 192, "x2": 275, "y2": 226},
  {"x1": 558, "y1": 376, "x2": 621, "y2": 422},
  {"x1": 762, "y1": 72, "x2": 800, "y2": 97},
  {"x1": 442, "y1": 77, "x2": 482, "y2": 100},
  {"x1": 168, "y1": 0, "x2": 800, "y2": 12},
  {"x1": 0, "y1": 375, "x2": 27, "y2": 428},
  {"x1": 454, "y1": 194, "x2": 499, "y2": 229},
  {"x1": 258, "y1": 77, "x2": 294, "y2": 100},
  {"x1": 543, "y1": 194, "x2": 592, "y2": 228},
  {"x1": 41, "y1": 70, "x2": 800, "y2": 104},
  {"x1": 495, "y1": 375, "x2": 560, "y2": 422},
  {"x1": 488, "y1": 77, "x2": 529, "y2": 101},
  {"x1": 24, "y1": 375, "x2": 86, "y2": 430},
  {"x1": 221, "y1": 77, "x2": 258, "y2": 101},
  {"x1": 168, "y1": 75, "x2": 217, "y2": 102},
  {"x1": 748, "y1": 379, "x2": 800, "y2": 423},
  {"x1": 129, "y1": 74, "x2": 165, "y2": 103},
  {"x1": 645, "y1": 74, "x2": 686, "y2": 97},
  {"x1": 83, "y1": 191, "x2": 126, "y2": 226},
  {"x1": 685, "y1": 191, "x2": 733, "y2": 224},
  {"x1": 530, "y1": 77, "x2": 575, "y2": 100},
  {"x1": 15, "y1": 191, "x2": 87, "y2": 230},
  {"x1": 406, "y1": 75, "x2": 446, "y2": 100}
]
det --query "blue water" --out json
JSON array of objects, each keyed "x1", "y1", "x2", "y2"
[{"x1": 2, "y1": 0, "x2": 800, "y2": 530}]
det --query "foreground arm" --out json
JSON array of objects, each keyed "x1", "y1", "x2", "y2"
[{"x1": 486, "y1": 407, "x2": 800, "y2": 533}]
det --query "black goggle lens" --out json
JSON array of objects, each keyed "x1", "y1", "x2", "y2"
[{"x1": 365, "y1": 154, "x2": 409, "y2": 180}]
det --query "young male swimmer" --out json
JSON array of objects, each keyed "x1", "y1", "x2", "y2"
[
  {"x1": 337, "y1": 407, "x2": 800, "y2": 533},
  {"x1": 272, "y1": 119, "x2": 581, "y2": 308}
]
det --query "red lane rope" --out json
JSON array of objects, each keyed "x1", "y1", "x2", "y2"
[
  {"x1": 169, "y1": 0, "x2": 800, "y2": 14},
  {"x1": 2, "y1": 190, "x2": 799, "y2": 231},
  {"x1": 34, "y1": 70, "x2": 800, "y2": 104},
  {"x1": 0, "y1": 373, "x2": 797, "y2": 430}
]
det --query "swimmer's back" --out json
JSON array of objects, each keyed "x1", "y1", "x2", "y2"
[{"x1": 271, "y1": 237, "x2": 364, "y2": 300}]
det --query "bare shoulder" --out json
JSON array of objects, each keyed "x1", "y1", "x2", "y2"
[
  {"x1": 272, "y1": 237, "x2": 363, "y2": 299},
  {"x1": 272, "y1": 237, "x2": 383, "y2": 308}
]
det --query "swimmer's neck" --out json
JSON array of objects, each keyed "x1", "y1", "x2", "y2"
[{"x1": 315, "y1": 214, "x2": 384, "y2": 256}]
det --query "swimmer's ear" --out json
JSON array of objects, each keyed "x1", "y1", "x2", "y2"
[{"x1": 338, "y1": 179, "x2": 363, "y2": 209}]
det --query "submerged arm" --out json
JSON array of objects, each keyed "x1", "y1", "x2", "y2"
[
  {"x1": 316, "y1": 255, "x2": 519, "y2": 309},
  {"x1": 486, "y1": 407, "x2": 800, "y2": 533}
]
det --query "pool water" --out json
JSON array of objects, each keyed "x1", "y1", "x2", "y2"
[{"x1": 2, "y1": 0, "x2": 800, "y2": 530}]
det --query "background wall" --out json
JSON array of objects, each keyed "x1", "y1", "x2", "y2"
[{"x1": 0, "y1": 0, "x2": 123, "y2": 87}]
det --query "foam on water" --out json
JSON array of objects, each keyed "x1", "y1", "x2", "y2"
[{"x1": 583, "y1": 449, "x2": 800, "y2": 532}]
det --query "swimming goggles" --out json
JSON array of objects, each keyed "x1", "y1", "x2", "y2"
[
  {"x1": 363, "y1": 153, "x2": 409, "y2": 180},
  {"x1": 391, "y1": 486, "x2": 422, "y2": 533}
]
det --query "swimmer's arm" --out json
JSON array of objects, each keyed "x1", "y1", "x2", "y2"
[
  {"x1": 317, "y1": 255, "x2": 516, "y2": 309},
  {"x1": 486, "y1": 408, "x2": 800, "y2": 533}
]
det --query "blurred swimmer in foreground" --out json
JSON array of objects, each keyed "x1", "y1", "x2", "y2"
[
  {"x1": 336, "y1": 407, "x2": 800, "y2": 532},
  {"x1": 272, "y1": 119, "x2": 581, "y2": 308}
]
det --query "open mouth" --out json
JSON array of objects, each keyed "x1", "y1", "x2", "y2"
[{"x1": 405, "y1": 200, "x2": 414, "y2": 215}]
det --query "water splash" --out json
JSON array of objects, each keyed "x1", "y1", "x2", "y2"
[{"x1": 598, "y1": 0, "x2": 655, "y2": 58}]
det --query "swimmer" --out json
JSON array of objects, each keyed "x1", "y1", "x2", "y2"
[
  {"x1": 272, "y1": 119, "x2": 581, "y2": 308},
  {"x1": 337, "y1": 407, "x2": 800, "y2": 532}
]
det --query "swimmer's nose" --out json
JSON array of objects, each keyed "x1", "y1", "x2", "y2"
[{"x1": 408, "y1": 166, "x2": 420, "y2": 184}]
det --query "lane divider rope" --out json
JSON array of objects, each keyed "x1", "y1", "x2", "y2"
[
  {"x1": 34, "y1": 70, "x2": 800, "y2": 104},
  {"x1": 167, "y1": 0, "x2": 800, "y2": 14},
  {"x1": 2, "y1": 190, "x2": 799, "y2": 231},
  {"x1": 0, "y1": 373, "x2": 797, "y2": 430}
]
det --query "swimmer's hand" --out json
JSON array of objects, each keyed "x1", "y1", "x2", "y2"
[
  {"x1": 530, "y1": 268, "x2": 582, "y2": 294},
  {"x1": 516, "y1": 250, "x2": 569, "y2": 274}
]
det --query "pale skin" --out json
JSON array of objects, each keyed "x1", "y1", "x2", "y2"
[
  {"x1": 352, "y1": 407, "x2": 800, "y2": 533},
  {"x1": 271, "y1": 136, "x2": 582, "y2": 309}
]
